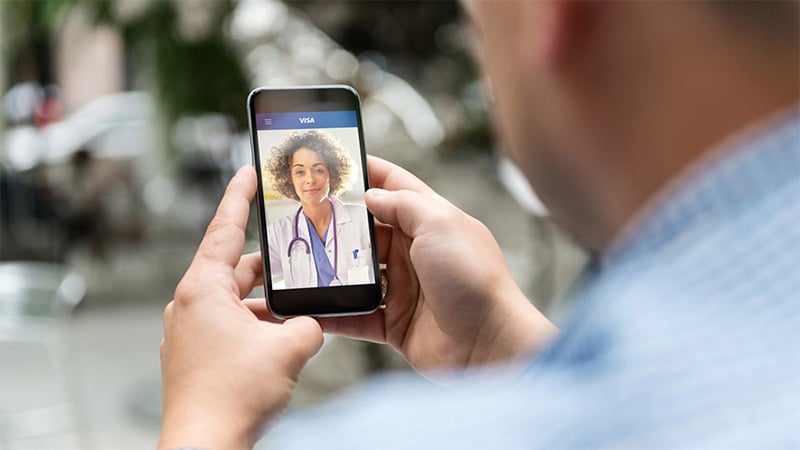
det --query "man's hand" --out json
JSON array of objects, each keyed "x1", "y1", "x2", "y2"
[
  {"x1": 248, "y1": 156, "x2": 557, "y2": 378},
  {"x1": 159, "y1": 166, "x2": 323, "y2": 450}
]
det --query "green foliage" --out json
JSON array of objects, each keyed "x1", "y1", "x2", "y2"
[
  {"x1": 118, "y1": 0, "x2": 249, "y2": 129},
  {"x1": 3, "y1": 0, "x2": 249, "y2": 130}
]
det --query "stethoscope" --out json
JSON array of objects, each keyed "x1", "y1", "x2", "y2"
[{"x1": 287, "y1": 197, "x2": 342, "y2": 286}]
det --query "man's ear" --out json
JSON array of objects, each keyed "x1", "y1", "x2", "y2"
[{"x1": 526, "y1": 0, "x2": 595, "y2": 71}]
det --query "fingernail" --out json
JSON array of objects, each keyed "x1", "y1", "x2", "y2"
[{"x1": 366, "y1": 188, "x2": 388, "y2": 199}]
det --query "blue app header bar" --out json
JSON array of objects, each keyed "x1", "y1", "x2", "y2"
[{"x1": 256, "y1": 111, "x2": 357, "y2": 130}]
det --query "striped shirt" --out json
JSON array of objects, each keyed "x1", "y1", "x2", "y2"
[{"x1": 267, "y1": 109, "x2": 800, "y2": 449}]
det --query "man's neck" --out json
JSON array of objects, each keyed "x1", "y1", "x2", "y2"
[
  {"x1": 574, "y1": 33, "x2": 799, "y2": 254},
  {"x1": 602, "y1": 103, "x2": 800, "y2": 263}
]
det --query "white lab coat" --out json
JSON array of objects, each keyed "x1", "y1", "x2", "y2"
[{"x1": 268, "y1": 196, "x2": 374, "y2": 288}]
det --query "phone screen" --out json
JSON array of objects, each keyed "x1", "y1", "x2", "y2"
[{"x1": 248, "y1": 86, "x2": 381, "y2": 317}]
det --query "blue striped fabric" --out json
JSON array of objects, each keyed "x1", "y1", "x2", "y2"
[{"x1": 267, "y1": 110, "x2": 800, "y2": 449}]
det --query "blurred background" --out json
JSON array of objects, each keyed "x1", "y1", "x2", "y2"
[{"x1": 0, "y1": 1, "x2": 586, "y2": 448}]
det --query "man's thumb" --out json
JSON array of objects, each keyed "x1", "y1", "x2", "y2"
[
  {"x1": 365, "y1": 188, "x2": 437, "y2": 238},
  {"x1": 365, "y1": 188, "x2": 400, "y2": 227},
  {"x1": 283, "y1": 316, "x2": 324, "y2": 359}
]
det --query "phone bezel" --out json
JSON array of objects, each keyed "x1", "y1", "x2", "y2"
[{"x1": 247, "y1": 85, "x2": 382, "y2": 318}]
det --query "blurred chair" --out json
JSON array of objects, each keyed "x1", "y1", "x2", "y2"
[{"x1": 0, "y1": 261, "x2": 86, "y2": 442}]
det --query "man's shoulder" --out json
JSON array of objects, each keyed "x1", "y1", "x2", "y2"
[
  {"x1": 594, "y1": 170, "x2": 799, "y2": 337},
  {"x1": 545, "y1": 127, "x2": 800, "y2": 404},
  {"x1": 601, "y1": 110, "x2": 800, "y2": 308},
  {"x1": 531, "y1": 188, "x2": 800, "y2": 446}
]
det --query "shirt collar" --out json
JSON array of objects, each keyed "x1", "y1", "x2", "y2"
[{"x1": 329, "y1": 195, "x2": 354, "y2": 225}]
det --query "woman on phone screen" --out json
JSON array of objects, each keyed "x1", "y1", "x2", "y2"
[{"x1": 264, "y1": 130, "x2": 374, "y2": 289}]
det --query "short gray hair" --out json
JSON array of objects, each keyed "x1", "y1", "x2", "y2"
[{"x1": 708, "y1": 1, "x2": 799, "y2": 43}]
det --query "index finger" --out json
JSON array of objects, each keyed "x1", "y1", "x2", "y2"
[
  {"x1": 193, "y1": 165, "x2": 257, "y2": 268},
  {"x1": 367, "y1": 155, "x2": 434, "y2": 194}
]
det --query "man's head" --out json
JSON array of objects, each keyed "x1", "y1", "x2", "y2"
[{"x1": 464, "y1": 1, "x2": 799, "y2": 252}]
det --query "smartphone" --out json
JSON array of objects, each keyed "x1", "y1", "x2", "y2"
[{"x1": 247, "y1": 85, "x2": 382, "y2": 317}]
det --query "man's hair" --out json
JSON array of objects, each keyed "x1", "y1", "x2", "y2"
[
  {"x1": 709, "y1": 1, "x2": 799, "y2": 43},
  {"x1": 265, "y1": 130, "x2": 354, "y2": 201}
]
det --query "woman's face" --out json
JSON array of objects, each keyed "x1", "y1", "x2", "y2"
[{"x1": 290, "y1": 147, "x2": 331, "y2": 206}]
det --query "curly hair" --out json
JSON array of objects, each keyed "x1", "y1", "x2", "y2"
[{"x1": 265, "y1": 130, "x2": 354, "y2": 201}]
